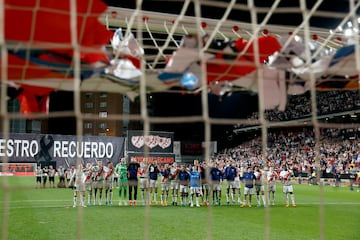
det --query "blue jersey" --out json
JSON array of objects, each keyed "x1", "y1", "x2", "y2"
[
  {"x1": 128, "y1": 162, "x2": 140, "y2": 180},
  {"x1": 160, "y1": 168, "x2": 170, "y2": 178},
  {"x1": 242, "y1": 172, "x2": 256, "y2": 188},
  {"x1": 210, "y1": 167, "x2": 223, "y2": 182},
  {"x1": 178, "y1": 170, "x2": 190, "y2": 185},
  {"x1": 189, "y1": 171, "x2": 201, "y2": 188},
  {"x1": 224, "y1": 166, "x2": 237, "y2": 181}
]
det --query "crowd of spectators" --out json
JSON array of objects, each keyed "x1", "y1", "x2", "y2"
[
  {"x1": 246, "y1": 90, "x2": 359, "y2": 122},
  {"x1": 214, "y1": 128, "x2": 359, "y2": 180},
  {"x1": 217, "y1": 89, "x2": 359, "y2": 181}
]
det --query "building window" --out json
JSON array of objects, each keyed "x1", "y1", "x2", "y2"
[
  {"x1": 99, "y1": 133, "x2": 107, "y2": 136},
  {"x1": 99, "y1": 111, "x2": 108, "y2": 118},
  {"x1": 84, "y1": 122, "x2": 93, "y2": 129},
  {"x1": 99, "y1": 122, "x2": 107, "y2": 129},
  {"x1": 99, "y1": 101, "x2": 107, "y2": 108},
  {"x1": 85, "y1": 102, "x2": 94, "y2": 109},
  {"x1": 85, "y1": 92, "x2": 93, "y2": 99},
  {"x1": 100, "y1": 92, "x2": 108, "y2": 98}
]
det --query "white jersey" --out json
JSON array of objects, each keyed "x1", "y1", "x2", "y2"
[
  {"x1": 70, "y1": 169, "x2": 86, "y2": 187},
  {"x1": 83, "y1": 167, "x2": 93, "y2": 184},
  {"x1": 57, "y1": 167, "x2": 65, "y2": 177},
  {"x1": 36, "y1": 168, "x2": 43, "y2": 177},
  {"x1": 48, "y1": 168, "x2": 56, "y2": 177},
  {"x1": 267, "y1": 170, "x2": 278, "y2": 186},
  {"x1": 170, "y1": 166, "x2": 179, "y2": 181},
  {"x1": 104, "y1": 166, "x2": 115, "y2": 183},
  {"x1": 254, "y1": 170, "x2": 265, "y2": 186},
  {"x1": 280, "y1": 170, "x2": 293, "y2": 186},
  {"x1": 92, "y1": 165, "x2": 105, "y2": 181},
  {"x1": 139, "y1": 162, "x2": 148, "y2": 178}
]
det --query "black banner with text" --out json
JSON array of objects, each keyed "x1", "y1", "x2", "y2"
[{"x1": 0, "y1": 133, "x2": 125, "y2": 166}]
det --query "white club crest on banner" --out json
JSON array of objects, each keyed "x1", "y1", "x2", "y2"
[{"x1": 131, "y1": 135, "x2": 171, "y2": 149}]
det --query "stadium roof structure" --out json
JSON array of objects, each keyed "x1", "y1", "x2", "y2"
[{"x1": 2, "y1": 0, "x2": 360, "y2": 113}]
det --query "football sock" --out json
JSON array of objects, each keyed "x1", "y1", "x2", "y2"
[{"x1": 291, "y1": 194, "x2": 295, "y2": 204}]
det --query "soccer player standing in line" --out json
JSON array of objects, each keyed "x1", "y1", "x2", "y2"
[
  {"x1": 241, "y1": 166, "x2": 256, "y2": 208},
  {"x1": 69, "y1": 163, "x2": 87, "y2": 208},
  {"x1": 189, "y1": 162, "x2": 202, "y2": 207},
  {"x1": 280, "y1": 166, "x2": 296, "y2": 208},
  {"x1": 178, "y1": 164, "x2": 190, "y2": 206},
  {"x1": 83, "y1": 163, "x2": 94, "y2": 206},
  {"x1": 160, "y1": 163, "x2": 171, "y2": 206},
  {"x1": 148, "y1": 160, "x2": 160, "y2": 205},
  {"x1": 65, "y1": 166, "x2": 74, "y2": 187},
  {"x1": 35, "y1": 165, "x2": 42, "y2": 188},
  {"x1": 42, "y1": 165, "x2": 49, "y2": 188},
  {"x1": 254, "y1": 165, "x2": 267, "y2": 207},
  {"x1": 138, "y1": 159, "x2": 149, "y2": 205},
  {"x1": 169, "y1": 162, "x2": 180, "y2": 206},
  {"x1": 92, "y1": 160, "x2": 105, "y2": 205},
  {"x1": 224, "y1": 160, "x2": 237, "y2": 205},
  {"x1": 210, "y1": 162, "x2": 223, "y2": 205},
  {"x1": 57, "y1": 165, "x2": 66, "y2": 188},
  {"x1": 48, "y1": 165, "x2": 56, "y2": 188},
  {"x1": 127, "y1": 158, "x2": 140, "y2": 206},
  {"x1": 199, "y1": 162, "x2": 210, "y2": 206},
  {"x1": 115, "y1": 157, "x2": 129, "y2": 205},
  {"x1": 267, "y1": 166, "x2": 279, "y2": 206},
  {"x1": 104, "y1": 161, "x2": 115, "y2": 205},
  {"x1": 234, "y1": 164, "x2": 243, "y2": 205}
]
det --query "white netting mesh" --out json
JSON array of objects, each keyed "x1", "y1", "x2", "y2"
[{"x1": 1, "y1": 0, "x2": 359, "y2": 240}]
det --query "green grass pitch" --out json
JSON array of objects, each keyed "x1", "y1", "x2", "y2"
[{"x1": 1, "y1": 177, "x2": 359, "y2": 240}]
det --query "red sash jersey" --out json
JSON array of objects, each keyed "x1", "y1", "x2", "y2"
[
  {"x1": 268, "y1": 171, "x2": 278, "y2": 182},
  {"x1": 206, "y1": 35, "x2": 281, "y2": 83},
  {"x1": 94, "y1": 166, "x2": 104, "y2": 181},
  {"x1": 283, "y1": 171, "x2": 291, "y2": 183},
  {"x1": 106, "y1": 167, "x2": 114, "y2": 180}
]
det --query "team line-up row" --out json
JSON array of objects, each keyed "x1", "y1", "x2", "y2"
[{"x1": 36, "y1": 158, "x2": 297, "y2": 208}]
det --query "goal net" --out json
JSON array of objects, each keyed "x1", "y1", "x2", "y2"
[{"x1": 1, "y1": 0, "x2": 359, "y2": 239}]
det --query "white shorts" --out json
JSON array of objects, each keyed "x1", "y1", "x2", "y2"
[
  {"x1": 244, "y1": 187, "x2": 255, "y2": 195},
  {"x1": 170, "y1": 180, "x2": 179, "y2": 190},
  {"x1": 85, "y1": 181, "x2": 93, "y2": 191},
  {"x1": 283, "y1": 185, "x2": 293, "y2": 193},
  {"x1": 226, "y1": 180, "x2": 236, "y2": 189},
  {"x1": 211, "y1": 182, "x2": 222, "y2": 191},
  {"x1": 93, "y1": 181, "x2": 103, "y2": 189},
  {"x1": 268, "y1": 183, "x2": 276, "y2": 192},
  {"x1": 202, "y1": 183, "x2": 209, "y2": 190},
  {"x1": 139, "y1": 178, "x2": 148, "y2": 189},
  {"x1": 255, "y1": 185, "x2": 265, "y2": 192},
  {"x1": 234, "y1": 179, "x2": 241, "y2": 189},
  {"x1": 190, "y1": 187, "x2": 202, "y2": 195},
  {"x1": 149, "y1": 179, "x2": 158, "y2": 188},
  {"x1": 179, "y1": 184, "x2": 189, "y2": 193},
  {"x1": 104, "y1": 181, "x2": 113, "y2": 190},
  {"x1": 74, "y1": 183, "x2": 86, "y2": 192},
  {"x1": 161, "y1": 181, "x2": 170, "y2": 191}
]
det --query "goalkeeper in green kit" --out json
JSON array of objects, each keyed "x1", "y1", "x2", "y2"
[{"x1": 115, "y1": 157, "x2": 129, "y2": 205}]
